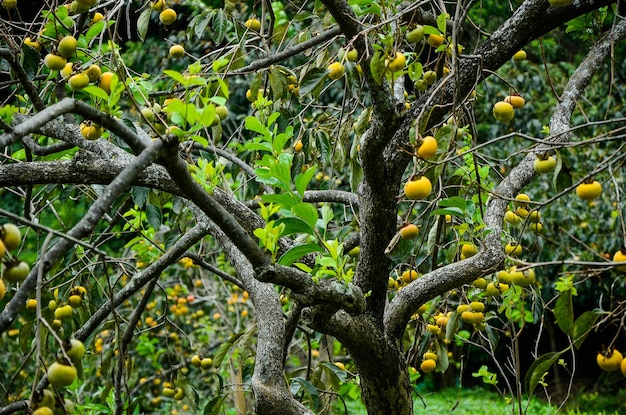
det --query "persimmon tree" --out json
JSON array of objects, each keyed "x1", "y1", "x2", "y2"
[{"x1": 1, "y1": 0, "x2": 626, "y2": 414}]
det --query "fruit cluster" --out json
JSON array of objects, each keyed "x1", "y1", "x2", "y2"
[
  {"x1": 0, "y1": 223, "x2": 29, "y2": 301},
  {"x1": 503, "y1": 193, "x2": 543, "y2": 233},
  {"x1": 32, "y1": 339, "x2": 85, "y2": 413}
]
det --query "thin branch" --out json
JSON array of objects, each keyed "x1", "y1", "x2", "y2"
[{"x1": 231, "y1": 27, "x2": 343, "y2": 75}]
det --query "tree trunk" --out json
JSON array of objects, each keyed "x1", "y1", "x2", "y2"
[{"x1": 355, "y1": 341, "x2": 413, "y2": 415}]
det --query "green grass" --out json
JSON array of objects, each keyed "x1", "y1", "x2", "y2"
[{"x1": 333, "y1": 387, "x2": 626, "y2": 414}]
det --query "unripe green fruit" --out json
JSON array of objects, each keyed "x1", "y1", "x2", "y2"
[
  {"x1": 200, "y1": 357, "x2": 213, "y2": 369},
  {"x1": 37, "y1": 388, "x2": 55, "y2": 408},
  {"x1": 4, "y1": 261, "x2": 30, "y2": 283},
  {"x1": 68, "y1": 73, "x2": 90, "y2": 91},
  {"x1": 423, "y1": 70, "x2": 437, "y2": 86},
  {"x1": 54, "y1": 304, "x2": 73, "y2": 319},
  {"x1": 66, "y1": 338, "x2": 86, "y2": 361},
  {"x1": 159, "y1": 8, "x2": 177, "y2": 25},
  {"x1": 406, "y1": 26, "x2": 425, "y2": 43},
  {"x1": 47, "y1": 361, "x2": 77, "y2": 387},
  {"x1": 32, "y1": 408, "x2": 54, "y2": 415},
  {"x1": 69, "y1": 0, "x2": 90, "y2": 13},
  {"x1": 85, "y1": 64, "x2": 102, "y2": 83},
  {"x1": 215, "y1": 105, "x2": 229, "y2": 120},
  {"x1": 346, "y1": 48, "x2": 358, "y2": 62},
  {"x1": 174, "y1": 387, "x2": 184, "y2": 400},
  {"x1": 534, "y1": 155, "x2": 556, "y2": 173},
  {"x1": 140, "y1": 107, "x2": 156, "y2": 122},
  {"x1": 1, "y1": 223, "x2": 21, "y2": 251},
  {"x1": 44, "y1": 54, "x2": 67, "y2": 71},
  {"x1": 492, "y1": 101, "x2": 514, "y2": 123},
  {"x1": 169, "y1": 44, "x2": 185, "y2": 58},
  {"x1": 1, "y1": 0, "x2": 17, "y2": 10},
  {"x1": 57, "y1": 36, "x2": 78, "y2": 58}
]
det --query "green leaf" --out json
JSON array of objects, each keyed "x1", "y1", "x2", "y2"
[
  {"x1": 245, "y1": 116, "x2": 270, "y2": 137},
  {"x1": 369, "y1": 51, "x2": 386, "y2": 85},
  {"x1": 85, "y1": 20, "x2": 113, "y2": 42},
  {"x1": 163, "y1": 70, "x2": 187, "y2": 85},
  {"x1": 319, "y1": 361, "x2": 347, "y2": 390},
  {"x1": 298, "y1": 67, "x2": 327, "y2": 97},
  {"x1": 82, "y1": 85, "x2": 110, "y2": 101},
  {"x1": 261, "y1": 193, "x2": 299, "y2": 208},
  {"x1": 273, "y1": 126, "x2": 293, "y2": 154},
  {"x1": 292, "y1": 203, "x2": 318, "y2": 231},
  {"x1": 294, "y1": 164, "x2": 316, "y2": 196},
  {"x1": 246, "y1": 142, "x2": 273, "y2": 152},
  {"x1": 212, "y1": 9, "x2": 227, "y2": 44},
  {"x1": 203, "y1": 395, "x2": 226, "y2": 415},
  {"x1": 19, "y1": 321, "x2": 34, "y2": 354},
  {"x1": 269, "y1": 66, "x2": 288, "y2": 100},
  {"x1": 136, "y1": 7, "x2": 151, "y2": 41},
  {"x1": 572, "y1": 310, "x2": 603, "y2": 349},
  {"x1": 433, "y1": 207, "x2": 464, "y2": 217},
  {"x1": 278, "y1": 243, "x2": 325, "y2": 265},
  {"x1": 275, "y1": 217, "x2": 314, "y2": 235},
  {"x1": 212, "y1": 332, "x2": 244, "y2": 368},
  {"x1": 438, "y1": 196, "x2": 467, "y2": 211},
  {"x1": 435, "y1": 338, "x2": 450, "y2": 372},
  {"x1": 553, "y1": 290, "x2": 574, "y2": 336},
  {"x1": 422, "y1": 25, "x2": 441, "y2": 36},
  {"x1": 525, "y1": 350, "x2": 565, "y2": 396},
  {"x1": 290, "y1": 377, "x2": 319, "y2": 406},
  {"x1": 384, "y1": 233, "x2": 414, "y2": 263},
  {"x1": 437, "y1": 13, "x2": 448, "y2": 34},
  {"x1": 131, "y1": 186, "x2": 149, "y2": 208},
  {"x1": 145, "y1": 204, "x2": 162, "y2": 229}
]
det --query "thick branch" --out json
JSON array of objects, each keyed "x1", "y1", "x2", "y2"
[
  {"x1": 160, "y1": 140, "x2": 366, "y2": 313},
  {"x1": 209, "y1": 225, "x2": 314, "y2": 415},
  {"x1": 159, "y1": 139, "x2": 271, "y2": 268},
  {"x1": 0, "y1": 98, "x2": 150, "y2": 155}
]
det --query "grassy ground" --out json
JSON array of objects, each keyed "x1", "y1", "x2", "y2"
[{"x1": 334, "y1": 386, "x2": 626, "y2": 414}]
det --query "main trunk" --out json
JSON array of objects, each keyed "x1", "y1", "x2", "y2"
[
  {"x1": 356, "y1": 343, "x2": 413, "y2": 414},
  {"x1": 340, "y1": 324, "x2": 413, "y2": 415}
]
